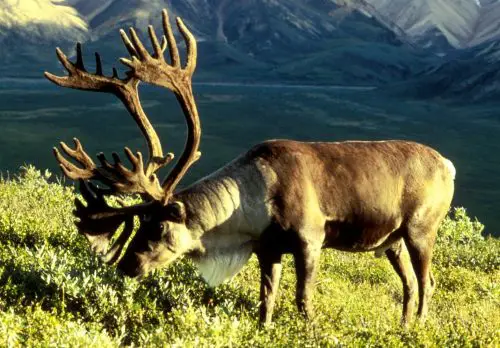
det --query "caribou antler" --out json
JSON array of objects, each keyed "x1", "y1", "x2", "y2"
[
  {"x1": 54, "y1": 138, "x2": 173, "y2": 200},
  {"x1": 74, "y1": 180, "x2": 151, "y2": 264},
  {"x1": 45, "y1": 41, "x2": 174, "y2": 193},
  {"x1": 45, "y1": 9, "x2": 201, "y2": 263},
  {"x1": 119, "y1": 9, "x2": 202, "y2": 202}
]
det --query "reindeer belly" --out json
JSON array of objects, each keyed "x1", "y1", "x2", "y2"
[{"x1": 323, "y1": 216, "x2": 402, "y2": 252}]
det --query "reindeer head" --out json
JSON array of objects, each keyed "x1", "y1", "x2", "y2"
[
  {"x1": 117, "y1": 200, "x2": 195, "y2": 277},
  {"x1": 45, "y1": 9, "x2": 202, "y2": 278}
]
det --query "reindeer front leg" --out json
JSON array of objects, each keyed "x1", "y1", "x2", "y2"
[{"x1": 257, "y1": 250, "x2": 283, "y2": 325}]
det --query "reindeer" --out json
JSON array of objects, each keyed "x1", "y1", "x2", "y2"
[{"x1": 45, "y1": 9, "x2": 455, "y2": 325}]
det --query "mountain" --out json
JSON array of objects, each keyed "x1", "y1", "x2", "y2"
[
  {"x1": 0, "y1": 0, "x2": 88, "y2": 53},
  {"x1": 0, "y1": 0, "x2": 90, "y2": 76},
  {"x1": 1, "y1": 0, "x2": 499, "y2": 99},
  {"x1": 0, "y1": 0, "x2": 436, "y2": 86},
  {"x1": 341, "y1": 0, "x2": 500, "y2": 52},
  {"x1": 396, "y1": 41, "x2": 500, "y2": 102},
  {"x1": 0, "y1": 0, "x2": 87, "y2": 40}
]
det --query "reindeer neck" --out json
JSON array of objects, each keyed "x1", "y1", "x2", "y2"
[
  {"x1": 174, "y1": 159, "x2": 273, "y2": 249},
  {"x1": 173, "y1": 159, "x2": 275, "y2": 286}
]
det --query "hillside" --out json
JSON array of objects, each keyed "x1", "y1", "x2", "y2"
[
  {"x1": 2, "y1": 1, "x2": 500, "y2": 101},
  {"x1": 0, "y1": 0, "x2": 439, "y2": 85},
  {"x1": 0, "y1": 166, "x2": 499, "y2": 346},
  {"x1": 392, "y1": 40, "x2": 500, "y2": 101},
  {"x1": 0, "y1": 0, "x2": 88, "y2": 70},
  {"x1": 0, "y1": 0, "x2": 87, "y2": 41},
  {"x1": 343, "y1": 0, "x2": 500, "y2": 51}
]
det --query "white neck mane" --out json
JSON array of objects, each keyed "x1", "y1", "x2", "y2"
[
  {"x1": 177, "y1": 158, "x2": 276, "y2": 286},
  {"x1": 195, "y1": 243, "x2": 253, "y2": 286}
]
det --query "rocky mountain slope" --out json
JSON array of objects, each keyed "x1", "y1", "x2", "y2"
[
  {"x1": 341, "y1": 0, "x2": 500, "y2": 51},
  {"x1": 399, "y1": 41, "x2": 500, "y2": 101},
  {"x1": 0, "y1": 0, "x2": 88, "y2": 41},
  {"x1": 0, "y1": 0, "x2": 89, "y2": 74},
  {"x1": 1, "y1": 0, "x2": 434, "y2": 86},
  {"x1": 1, "y1": 0, "x2": 499, "y2": 100}
]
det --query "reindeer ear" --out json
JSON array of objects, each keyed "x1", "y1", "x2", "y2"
[{"x1": 166, "y1": 201, "x2": 186, "y2": 223}]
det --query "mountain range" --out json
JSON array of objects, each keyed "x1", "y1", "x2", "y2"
[
  {"x1": 1, "y1": 0, "x2": 500, "y2": 100},
  {"x1": 346, "y1": 0, "x2": 500, "y2": 50}
]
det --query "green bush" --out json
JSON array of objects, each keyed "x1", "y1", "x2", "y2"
[
  {"x1": 0, "y1": 166, "x2": 499, "y2": 347},
  {"x1": 434, "y1": 207, "x2": 500, "y2": 272}
]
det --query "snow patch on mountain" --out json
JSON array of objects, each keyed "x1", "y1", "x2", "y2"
[{"x1": 0, "y1": 0, "x2": 88, "y2": 42}]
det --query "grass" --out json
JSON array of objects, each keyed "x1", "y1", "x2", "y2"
[{"x1": 0, "y1": 166, "x2": 499, "y2": 347}]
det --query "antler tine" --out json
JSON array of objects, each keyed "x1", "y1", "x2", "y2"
[
  {"x1": 95, "y1": 52, "x2": 104, "y2": 76},
  {"x1": 128, "y1": 28, "x2": 150, "y2": 60},
  {"x1": 101, "y1": 217, "x2": 135, "y2": 265},
  {"x1": 120, "y1": 29, "x2": 140, "y2": 58},
  {"x1": 176, "y1": 17, "x2": 197, "y2": 76},
  {"x1": 147, "y1": 25, "x2": 164, "y2": 59},
  {"x1": 75, "y1": 42, "x2": 86, "y2": 71},
  {"x1": 124, "y1": 147, "x2": 144, "y2": 173},
  {"x1": 53, "y1": 138, "x2": 95, "y2": 180},
  {"x1": 63, "y1": 138, "x2": 95, "y2": 168},
  {"x1": 162, "y1": 9, "x2": 181, "y2": 67}
]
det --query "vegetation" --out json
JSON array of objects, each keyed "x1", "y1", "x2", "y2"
[{"x1": 0, "y1": 166, "x2": 499, "y2": 347}]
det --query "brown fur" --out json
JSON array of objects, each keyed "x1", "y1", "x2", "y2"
[
  {"x1": 244, "y1": 139, "x2": 454, "y2": 324},
  {"x1": 248, "y1": 140, "x2": 451, "y2": 249}
]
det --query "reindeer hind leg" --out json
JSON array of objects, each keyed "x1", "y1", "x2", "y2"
[
  {"x1": 403, "y1": 215, "x2": 441, "y2": 321},
  {"x1": 385, "y1": 238, "x2": 418, "y2": 325}
]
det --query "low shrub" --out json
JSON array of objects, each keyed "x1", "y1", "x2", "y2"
[{"x1": 0, "y1": 166, "x2": 498, "y2": 346}]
